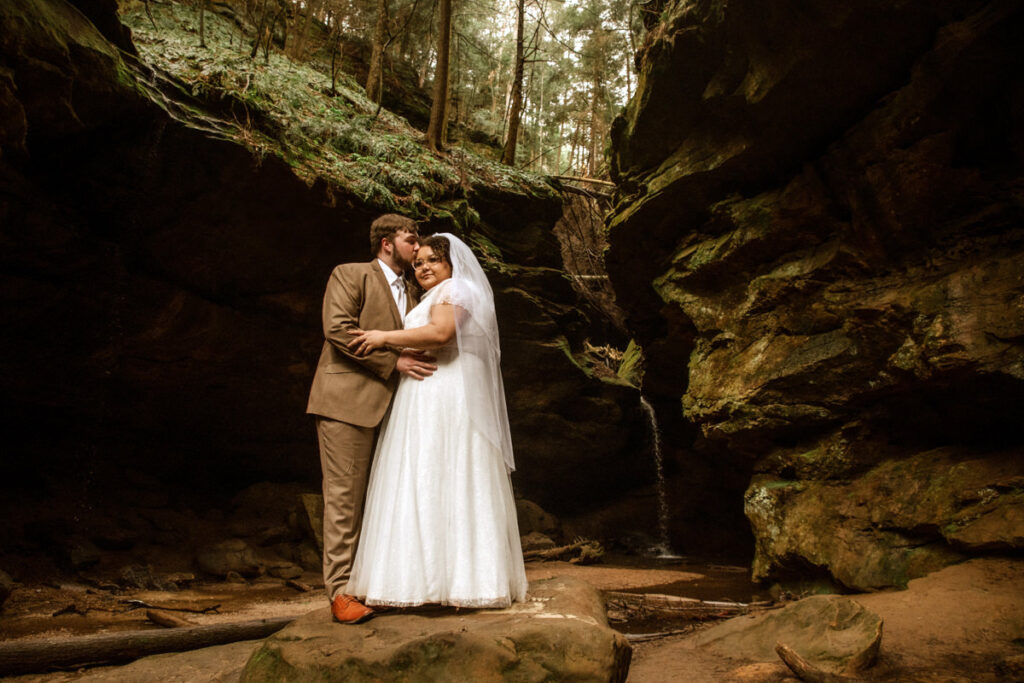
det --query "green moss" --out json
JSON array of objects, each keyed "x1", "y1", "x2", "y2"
[
  {"x1": 555, "y1": 337, "x2": 592, "y2": 378},
  {"x1": 616, "y1": 339, "x2": 644, "y2": 386},
  {"x1": 468, "y1": 233, "x2": 504, "y2": 261},
  {"x1": 118, "y1": 3, "x2": 552, "y2": 218},
  {"x1": 241, "y1": 644, "x2": 299, "y2": 681}
]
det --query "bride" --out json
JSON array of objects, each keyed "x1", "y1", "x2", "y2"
[{"x1": 345, "y1": 233, "x2": 527, "y2": 608}]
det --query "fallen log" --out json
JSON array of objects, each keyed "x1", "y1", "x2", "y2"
[
  {"x1": 51, "y1": 602, "x2": 86, "y2": 617},
  {"x1": 775, "y1": 641, "x2": 865, "y2": 682},
  {"x1": 123, "y1": 598, "x2": 221, "y2": 614},
  {"x1": 523, "y1": 539, "x2": 604, "y2": 564},
  {"x1": 0, "y1": 616, "x2": 293, "y2": 676},
  {"x1": 605, "y1": 591, "x2": 764, "y2": 611},
  {"x1": 604, "y1": 592, "x2": 773, "y2": 620},
  {"x1": 285, "y1": 579, "x2": 314, "y2": 593},
  {"x1": 146, "y1": 609, "x2": 196, "y2": 628},
  {"x1": 624, "y1": 628, "x2": 696, "y2": 642},
  {"x1": 550, "y1": 174, "x2": 616, "y2": 187}
]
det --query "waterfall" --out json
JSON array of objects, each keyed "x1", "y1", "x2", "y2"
[{"x1": 640, "y1": 396, "x2": 677, "y2": 558}]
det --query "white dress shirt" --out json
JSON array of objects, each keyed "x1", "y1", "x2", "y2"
[{"x1": 377, "y1": 259, "x2": 406, "y2": 323}]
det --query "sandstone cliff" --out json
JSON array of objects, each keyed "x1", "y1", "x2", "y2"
[
  {"x1": 0, "y1": 0, "x2": 646, "y2": 535},
  {"x1": 609, "y1": 0, "x2": 1024, "y2": 589}
]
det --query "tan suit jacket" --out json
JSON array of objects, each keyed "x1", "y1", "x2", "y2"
[{"x1": 306, "y1": 260, "x2": 414, "y2": 427}]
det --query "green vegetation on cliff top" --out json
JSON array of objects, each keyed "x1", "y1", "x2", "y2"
[{"x1": 119, "y1": 1, "x2": 555, "y2": 223}]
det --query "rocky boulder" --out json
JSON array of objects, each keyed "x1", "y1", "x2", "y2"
[
  {"x1": 241, "y1": 576, "x2": 631, "y2": 682},
  {"x1": 515, "y1": 498, "x2": 561, "y2": 539},
  {"x1": 196, "y1": 539, "x2": 261, "y2": 579},
  {"x1": 696, "y1": 595, "x2": 883, "y2": 676},
  {"x1": 746, "y1": 447, "x2": 1024, "y2": 590},
  {"x1": 608, "y1": 0, "x2": 1024, "y2": 585}
]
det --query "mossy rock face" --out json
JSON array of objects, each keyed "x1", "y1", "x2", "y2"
[
  {"x1": 240, "y1": 577, "x2": 631, "y2": 682},
  {"x1": 696, "y1": 595, "x2": 883, "y2": 675},
  {"x1": 606, "y1": 0, "x2": 1024, "y2": 581},
  {"x1": 745, "y1": 448, "x2": 1024, "y2": 590},
  {"x1": 0, "y1": 0, "x2": 145, "y2": 152}
]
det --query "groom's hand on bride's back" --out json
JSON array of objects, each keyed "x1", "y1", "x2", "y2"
[{"x1": 396, "y1": 349, "x2": 438, "y2": 380}]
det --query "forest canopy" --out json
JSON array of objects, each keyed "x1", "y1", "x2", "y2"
[{"x1": 124, "y1": 0, "x2": 647, "y2": 178}]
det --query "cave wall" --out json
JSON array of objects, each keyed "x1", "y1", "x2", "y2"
[
  {"x1": 608, "y1": 0, "x2": 1024, "y2": 588},
  {"x1": 0, "y1": 0, "x2": 648, "y2": 534}
]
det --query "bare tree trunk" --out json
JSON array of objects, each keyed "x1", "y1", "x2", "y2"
[
  {"x1": 366, "y1": 0, "x2": 388, "y2": 103},
  {"x1": 330, "y1": 34, "x2": 343, "y2": 94},
  {"x1": 418, "y1": 0, "x2": 438, "y2": 88},
  {"x1": 198, "y1": 0, "x2": 207, "y2": 47},
  {"x1": 294, "y1": 0, "x2": 322, "y2": 58},
  {"x1": 371, "y1": 0, "x2": 424, "y2": 121},
  {"x1": 570, "y1": 125, "x2": 577, "y2": 175},
  {"x1": 274, "y1": 4, "x2": 288, "y2": 57},
  {"x1": 588, "y1": 78, "x2": 600, "y2": 176},
  {"x1": 250, "y1": 0, "x2": 269, "y2": 59},
  {"x1": 425, "y1": 0, "x2": 452, "y2": 152},
  {"x1": 625, "y1": 3, "x2": 636, "y2": 101},
  {"x1": 532, "y1": 63, "x2": 543, "y2": 170},
  {"x1": 500, "y1": 72, "x2": 513, "y2": 143},
  {"x1": 500, "y1": 0, "x2": 525, "y2": 165},
  {"x1": 399, "y1": 4, "x2": 415, "y2": 59},
  {"x1": 490, "y1": 68, "x2": 499, "y2": 119},
  {"x1": 451, "y1": 32, "x2": 461, "y2": 127},
  {"x1": 522, "y1": 57, "x2": 533, "y2": 166},
  {"x1": 418, "y1": 46, "x2": 433, "y2": 88},
  {"x1": 624, "y1": 52, "x2": 632, "y2": 101},
  {"x1": 0, "y1": 618, "x2": 293, "y2": 677},
  {"x1": 556, "y1": 118, "x2": 563, "y2": 173},
  {"x1": 143, "y1": 0, "x2": 157, "y2": 28},
  {"x1": 575, "y1": 119, "x2": 584, "y2": 175}
]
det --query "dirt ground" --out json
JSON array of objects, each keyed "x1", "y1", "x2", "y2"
[
  {"x1": 626, "y1": 557, "x2": 1024, "y2": 682},
  {"x1": 2, "y1": 557, "x2": 1023, "y2": 681}
]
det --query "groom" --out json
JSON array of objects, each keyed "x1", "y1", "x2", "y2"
[{"x1": 307, "y1": 213, "x2": 437, "y2": 624}]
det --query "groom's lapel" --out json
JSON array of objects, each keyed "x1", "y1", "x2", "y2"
[{"x1": 370, "y1": 261, "x2": 402, "y2": 329}]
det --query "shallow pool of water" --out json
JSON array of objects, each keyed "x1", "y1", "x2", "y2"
[{"x1": 600, "y1": 554, "x2": 765, "y2": 635}]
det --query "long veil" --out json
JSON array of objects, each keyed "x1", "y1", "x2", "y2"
[{"x1": 435, "y1": 233, "x2": 516, "y2": 473}]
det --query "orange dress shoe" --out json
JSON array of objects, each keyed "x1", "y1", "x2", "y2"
[{"x1": 331, "y1": 594, "x2": 374, "y2": 624}]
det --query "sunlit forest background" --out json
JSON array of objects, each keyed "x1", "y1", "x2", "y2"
[{"x1": 128, "y1": 0, "x2": 645, "y2": 176}]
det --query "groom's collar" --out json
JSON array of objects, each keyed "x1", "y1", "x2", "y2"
[{"x1": 376, "y1": 258, "x2": 402, "y2": 286}]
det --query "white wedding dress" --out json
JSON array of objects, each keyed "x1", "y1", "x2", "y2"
[{"x1": 346, "y1": 277, "x2": 528, "y2": 607}]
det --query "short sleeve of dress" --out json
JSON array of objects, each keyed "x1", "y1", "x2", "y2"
[
  {"x1": 432, "y1": 278, "x2": 470, "y2": 307},
  {"x1": 431, "y1": 279, "x2": 455, "y2": 305}
]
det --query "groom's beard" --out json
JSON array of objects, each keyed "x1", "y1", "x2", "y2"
[{"x1": 393, "y1": 252, "x2": 415, "y2": 272}]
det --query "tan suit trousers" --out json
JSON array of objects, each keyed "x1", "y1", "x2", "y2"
[{"x1": 316, "y1": 416, "x2": 376, "y2": 600}]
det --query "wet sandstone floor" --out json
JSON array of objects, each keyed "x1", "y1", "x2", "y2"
[
  {"x1": 3, "y1": 557, "x2": 1022, "y2": 681},
  {"x1": 0, "y1": 554, "x2": 748, "y2": 641}
]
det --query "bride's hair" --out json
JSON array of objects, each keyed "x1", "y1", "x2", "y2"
[{"x1": 421, "y1": 234, "x2": 451, "y2": 266}]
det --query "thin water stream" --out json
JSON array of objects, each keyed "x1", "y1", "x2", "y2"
[{"x1": 639, "y1": 396, "x2": 677, "y2": 559}]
